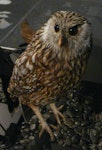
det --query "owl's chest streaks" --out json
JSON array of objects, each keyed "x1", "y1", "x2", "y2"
[
  {"x1": 19, "y1": 51, "x2": 88, "y2": 106},
  {"x1": 11, "y1": 47, "x2": 87, "y2": 97}
]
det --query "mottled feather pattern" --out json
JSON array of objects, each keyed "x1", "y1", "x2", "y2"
[
  {"x1": 8, "y1": 11, "x2": 91, "y2": 105},
  {"x1": 8, "y1": 11, "x2": 92, "y2": 140}
]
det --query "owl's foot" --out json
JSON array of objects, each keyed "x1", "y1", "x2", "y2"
[
  {"x1": 50, "y1": 102, "x2": 66, "y2": 125},
  {"x1": 29, "y1": 104, "x2": 54, "y2": 141},
  {"x1": 39, "y1": 121, "x2": 54, "y2": 140}
]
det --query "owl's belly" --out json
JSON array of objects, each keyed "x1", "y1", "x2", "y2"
[{"x1": 19, "y1": 55, "x2": 87, "y2": 106}]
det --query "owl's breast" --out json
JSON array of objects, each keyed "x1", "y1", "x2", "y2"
[
  {"x1": 52, "y1": 51, "x2": 89, "y2": 93},
  {"x1": 8, "y1": 47, "x2": 90, "y2": 106}
]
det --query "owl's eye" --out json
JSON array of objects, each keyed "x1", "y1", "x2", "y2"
[
  {"x1": 54, "y1": 24, "x2": 60, "y2": 32},
  {"x1": 69, "y1": 25, "x2": 78, "y2": 36}
]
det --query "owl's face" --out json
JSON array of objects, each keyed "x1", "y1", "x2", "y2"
[{"x1": 42, "y1": 11, "x2": 92, "y2": 56}]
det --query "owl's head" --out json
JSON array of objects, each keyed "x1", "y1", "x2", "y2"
[{"x1": 41, "y1": 11, "x2": 92, "y2": 57}]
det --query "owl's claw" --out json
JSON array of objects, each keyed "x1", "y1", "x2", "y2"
[
  {"x1": 39, "y1": 122, "x2": 54, "y2": 141},
  {"x1": 50, "y1": 103, "x2": 66, "y2": 125},
  {"x1": 56, "y1": 110, "x2": 66, "y2": 125}
]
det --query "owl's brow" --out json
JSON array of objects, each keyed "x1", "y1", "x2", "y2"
[
  {"x1": 53, "y1": 11, "x2": 86, "y2": 26},
  {"x1": 69, "y1": 23, "x2": 84, "y2": 29}
]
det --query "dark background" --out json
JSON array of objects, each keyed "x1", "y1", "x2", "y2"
[{"x1": 0, "y1": 0, "x2": 102, "y2": 84}]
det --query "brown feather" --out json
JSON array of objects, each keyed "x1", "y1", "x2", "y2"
[{"x1": 20, "y1": 20, "x2": 35, "y2": 44}]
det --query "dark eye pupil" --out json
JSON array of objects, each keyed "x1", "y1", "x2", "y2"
[
  {"x1": 54, "y1": 24, "x2": 60, "y2": 32},
  {"x1": 69, "y1": 26, "x2": 78, "y2": 36}
]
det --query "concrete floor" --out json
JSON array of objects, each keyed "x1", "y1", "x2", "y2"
[{"x1": 0, "y1": 0, "x2": 102, "y2": 83}]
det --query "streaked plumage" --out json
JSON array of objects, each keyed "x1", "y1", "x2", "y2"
[{"x1": 8, "y1": 11, "x2": 92, "y2": 140}]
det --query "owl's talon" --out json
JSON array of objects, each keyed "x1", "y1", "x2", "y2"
[
  {"x1": 39, "y1": 122, "x2": 54, "y2": 141},
  {"x1": 50, "y1": 124, "x2": 58, "y2": 130},
  {"x1": 58, "y1": 105, "x2": 64, "y2": 111},
  {"x1": 55, "y1": 109, "x2": 66, "y2": 125},
  {"x1": 50, "y1": 103, "x2": 66, "y2": 125}
]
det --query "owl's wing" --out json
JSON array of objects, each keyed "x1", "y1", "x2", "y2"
[{"x1": 8, "y1": 42, "x2": 44, "y2": 96}]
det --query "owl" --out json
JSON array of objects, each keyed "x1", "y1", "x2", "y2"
[{"x1": 8, "y1": 11, "x2": 92, "y2": 140}]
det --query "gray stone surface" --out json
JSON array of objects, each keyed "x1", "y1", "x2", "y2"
[{"x1": 0, "y1": 0, "x2": 102, "y2": 83}]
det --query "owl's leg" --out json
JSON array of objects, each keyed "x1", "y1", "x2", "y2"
[
  {"x1": 29, "y1": 104, "x2": 54, "y2": 140},
  {"x1": 49, "y1": 102, "x2": 66, "y2": 125}
]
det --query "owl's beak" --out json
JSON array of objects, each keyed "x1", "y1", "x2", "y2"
[{"x1": 58, "y1": 35, "x2": 68, "y2": 47}]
